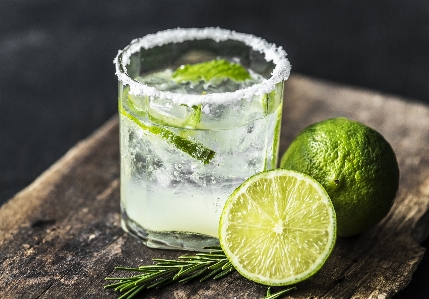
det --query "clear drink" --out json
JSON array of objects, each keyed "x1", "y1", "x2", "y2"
[{"x1": 114, "y1": 28, "x2": 291, "y2": 251}]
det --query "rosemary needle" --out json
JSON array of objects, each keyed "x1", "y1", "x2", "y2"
[{"x1": 263, "y1": 286, "x2": 297, "y2": 299}]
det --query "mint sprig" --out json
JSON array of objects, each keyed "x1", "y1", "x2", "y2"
[{"x1": 172, "y1": 59, "x2": 251, "y2": 83}]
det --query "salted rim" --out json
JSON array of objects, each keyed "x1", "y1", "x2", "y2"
[{"x1": 114, "y1": 27, "x2": 291, "y2": 105}]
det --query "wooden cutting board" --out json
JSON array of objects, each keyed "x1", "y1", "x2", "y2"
[{"x1": 1, "y1": 74, "x2": 428, "y2": 298}]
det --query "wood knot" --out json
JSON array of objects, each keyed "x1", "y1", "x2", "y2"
[{"x1": 31, "y1": 219, "x2": 56, "y2": 228}]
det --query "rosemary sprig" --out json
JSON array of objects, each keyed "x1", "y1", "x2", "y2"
[
  {"x1": 104, "y1": 246, "x2": 232, "y2": 299},
  {"x1": 105, "y1": 246, "x2": 296, "y2": 299}
]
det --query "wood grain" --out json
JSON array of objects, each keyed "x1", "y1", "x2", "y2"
[{"x1": 1, "y1": 74, "x2": 428, "y2": 298}]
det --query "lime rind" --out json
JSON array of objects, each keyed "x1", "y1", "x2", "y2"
[
  {"x1": 172, "y1": 59, "x2": 251, "y2": 83},
  {"x1": 219, "y1": 169, "x2": 336, "y2": 286}
]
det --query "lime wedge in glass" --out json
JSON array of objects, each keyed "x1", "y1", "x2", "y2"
[
  {"x1": 120, "y1": 94, "x2": 215, "y2": 164},
  {"x1": 172, "y1": 59, "x2": 251, "y2": 83},
  {"x1": 219, "y1": 169, "x2": 336, "y2": 286}
]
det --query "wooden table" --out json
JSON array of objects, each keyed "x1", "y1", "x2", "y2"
[{"x1": 1, "y1": 74, "x2": 428, "y2": 298}]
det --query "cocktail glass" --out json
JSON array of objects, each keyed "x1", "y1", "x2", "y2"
[{"x1": 114, "y1": 27, "x2": 291, "y2": 251}]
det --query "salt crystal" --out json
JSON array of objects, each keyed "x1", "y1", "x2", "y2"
[{"x1": 202, "y1": 105, "x2": 210, "y2": 114}]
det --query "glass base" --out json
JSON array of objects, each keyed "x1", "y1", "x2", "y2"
[{"x1": 121, "y1": 209, "x2": 220, "y2": 251}]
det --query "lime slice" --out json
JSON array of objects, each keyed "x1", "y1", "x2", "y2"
[
  {"x1": 120, "y1": 96, "x2": 215, "y2": 164},
  {"x1": 172, "y1": 59, "x2": 251, "y2": 83},
  {"x1": 219, "y1": 169, "x2": 336, "y2": 286}
]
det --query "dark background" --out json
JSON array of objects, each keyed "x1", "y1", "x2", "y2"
[{"x1": 0, "y1": 1, "x2": 428, "y2": 298}]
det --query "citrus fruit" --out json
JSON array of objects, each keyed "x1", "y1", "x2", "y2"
[
  {"x1": 219, "y1": 169, "x2": 336, "y2": 286},
  {"x1": 172, "y1": 59, "x2": 251, "y2": 83},
  {"x1": 280, "y1": 117, "x2": 399, "y2": 237}
]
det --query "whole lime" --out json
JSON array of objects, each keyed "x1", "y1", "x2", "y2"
[{"x1": 280, "y1": 117, "x2": 399, "y2": 237}]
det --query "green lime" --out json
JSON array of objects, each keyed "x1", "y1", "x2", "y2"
[
  {"x1": 219, "y1": 169, "x2": 336, "y2": 286},
  {"x1": 280, "y1": 117, "x2": 399, "y2": 237},
  {"x1": 172, "y1": 59, "x2": 251, "y2": 83}
]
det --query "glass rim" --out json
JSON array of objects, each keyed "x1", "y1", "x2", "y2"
[{"x1": 114, "y1": 27, "x2": 291, "y2": 106}]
